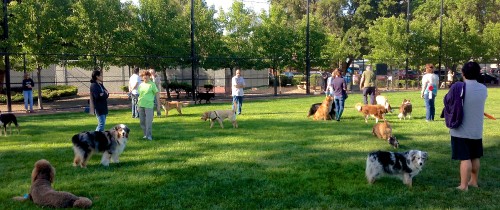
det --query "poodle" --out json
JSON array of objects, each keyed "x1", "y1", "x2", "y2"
[{"x1": 13, "y1": 159, "x2": 92, "y2": 208}]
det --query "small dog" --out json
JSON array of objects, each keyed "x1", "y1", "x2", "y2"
[
  {"x1": 161, "y1": 100, "x2": 189, "y2": 116},
  {"x1": 71, "y1": 124, "x2": 130, "y2": 168},
  {"x1": 313, "y1": 96, "x2": 334, "y2": 120},
  {"x1": 365, "y1": 150, "x2": 428, "y2": 187},
  {"x1": 398, "y1": 99, "x2": 413, "y2": 120},
  {"x1": 376, "y1": 95, "x2": 392, "y2": 113},
  {"x1": 372, "y1": 120, "x2": 399, "y2": 149},
  {"x1": 307, "y1": 102, "x2": 335, "y2": 119},
  {"x1": 13, "y1": 159, "x2": 92, "y2": 208},
  {"x1": 0, "y1": 113, "x2": 20, "y2": 136},
  {"x1": 201, "y1": 110, "x2": 238, "y2": 128},
  {"x1": 355, "y1": 103, "x2": 387, "y2": 123},
  {"x1": 196, "y1": 92, "x2": 215, "y2": 104}
]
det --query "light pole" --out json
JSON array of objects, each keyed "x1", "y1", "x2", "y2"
[
  {"x1": 2, "y1": 0, "x2": 12, "y2": 112},
  {"x1": 190, "y1": 0, "x2": 197, "y2": 102},
  {"x1": 405, "y1": 0, "x2": 410, "y2": 90},
  {"x1": 438, "y1": 0, "x2": 443, "y2": 83},
  {"x1": 305, "y1": 0, "x2": 311, "y2": 95}
]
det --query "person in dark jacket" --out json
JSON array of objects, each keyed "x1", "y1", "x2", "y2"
[
  {"x1": 22, "y1": 73, "x2": 35, "y2": 113},
  {"x1": 90, "y1": 70, "x2": 109, "y2": 131}
]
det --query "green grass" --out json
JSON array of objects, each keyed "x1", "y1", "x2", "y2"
[{"x1": 1, "y1": 88, "x2": 500, "y2": 209}]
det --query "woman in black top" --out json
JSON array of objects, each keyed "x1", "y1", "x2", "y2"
[
  {"x1": 90, "y1": 70, "x2": 109, "y2": 131},
  {"x1": 22, "y1": 73, "x2": 35, "y2": 113}
]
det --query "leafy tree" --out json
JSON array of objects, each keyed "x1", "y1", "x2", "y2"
[
  {"x1": 366, "y1": 16, "x2": 407, "y2": 68},
  {"x1": 483, "y1": 22, "x2": 500, "y2": 66}
]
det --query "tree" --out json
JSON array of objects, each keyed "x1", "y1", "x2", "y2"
[
  {"x1": 366, "y1": 16, "x2": 407, "y2": 68},
  {"x1": 483, "y1": 22, "x2": 500, "y2": 67}
]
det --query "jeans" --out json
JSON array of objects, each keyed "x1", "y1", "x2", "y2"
[
  {"x1": 95, "y1": 114, "x2": 107, "y2": 132},
  {"x1": 139, "y1": 107, "x2": 154, "y2": 139},
  {"x1": 232, "y1": 96, "x2": 243, "y2": 114},
  {"x1": 131, "y1": 93, "x2": 139, "y2": 118},
  {"x1": 23, "y1": 90, "x2": 34, "y2": 111},
  {"x1": 362, "y1": 87, "x2": 376, "y2": 105},
  {"x1": 334, "y1": 95, "x2": 345, "y2": 121},
  {"x1": 424, "y1": 92, "x2": 436, "y2": 121}
]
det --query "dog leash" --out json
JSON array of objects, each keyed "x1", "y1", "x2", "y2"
[{"x1": 211, "y1": 111, "x2": 220, "y2": 121}]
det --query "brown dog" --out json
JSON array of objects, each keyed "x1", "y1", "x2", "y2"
[
  {"x1": 355, "y1": 103, "x2": 387, "y2": 123},
  {"x1": 13, "y1": 159, "x2": 92, "y2": 208},
  {"x1": 201, "y1": 110, "x2": 238, "y2": 128},
  {"x1": 398, "y1": 99, "x2": 413, "y2": 120},
  {"x1": 313, "y1": 96, "x2": 334, "y2": 120},
  {"x1": 161, "y1": 100, "x2": 189, "y2": 116},
  {"x1": 372, "y1": 120, "x2": 399, "y2": 148}
]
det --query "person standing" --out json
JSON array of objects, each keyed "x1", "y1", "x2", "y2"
[
  {"x1": 22, "y1": 73, "x2": 35, "y2": 113},
  {"x1": 359, "y1": 65, "x2": 376, "y2": 105},
  {"x1": 420, "y1": 64, "x2": 439, "y2": 121},
  {"x1": 149, "y1": 69, "x2": 162, "y2": 117},
  {"x1": 232, "y1": 69, "x2": 245, "y2": 115},
  {"x1": 332, "y1": 69, "x2": 347, "y2": 121},
  {"x1": 449, "y1": 62, "x2": 487, "y2": 191},
  {"x1": 129, "y1": 67, "x2": 141, "y2": 118},
  {"x1": 90, "y1": 70, "x2": 109, "y2": 132},
  {"x1": 138, "y1": 70, "x2": 158, "y2": 140}
]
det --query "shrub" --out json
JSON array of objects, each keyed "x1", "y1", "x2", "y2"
[
  {"x1": 0, "y1": 85, "x2": 78, "y2": 103},
  {"x1": 120, "y1": 85, "x2": 129, "y2": 92}
]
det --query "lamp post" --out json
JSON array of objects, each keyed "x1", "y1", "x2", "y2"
[
  {"x1": 305, "y1": 0, "x2": 311, "y2": 95},
  {"x1": 438, "y1": 0, "x2": 443, "y2": 83},
  {"x1": 2, "y1": 0, "x2": 12, "y2": 112},
  {"x1": 405, "y1": 0, "x2": 410, "y2": 90},
  {"x1": 190, "y1": 0, "x2": 196, "y2": 102}
]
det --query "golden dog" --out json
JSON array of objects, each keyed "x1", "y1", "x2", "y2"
[
  {"x1": 13, "y1": 159, "x2": 92, "y2": 208},
  {"x1": 372, "y1": 120, "x2": 399, "y2": 148},
  {"x1": 161, "y1": 100, "x2": 189, "y2": 116},
  {"x1": 313, "y1": 96, "x2": 334, "y2": 121},
  {"x1": 201, "y1": 110, "x2": 238, "y2": 128},
  {"x1": 355, "y1": 103, "x2": 387, "y2": 123}
]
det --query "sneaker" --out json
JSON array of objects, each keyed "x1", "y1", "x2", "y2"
[
  {"x1": 29, "y1": 110, "x2": 35, "y2": 113},
  {"x1": 142, "y1": 136, "x2": 147, "y2": 139},
  {"x1": 147, "y1": 136, "x2": 153, "y2": 141}
]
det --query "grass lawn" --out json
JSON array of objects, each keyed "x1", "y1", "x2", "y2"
[{"x1": 1, "y1": 88, "x2": 499, "y2": 209}]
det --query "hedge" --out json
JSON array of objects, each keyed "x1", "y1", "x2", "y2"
[{"x1": 0, "y1": 85, "x2": 78, "y2": 103}]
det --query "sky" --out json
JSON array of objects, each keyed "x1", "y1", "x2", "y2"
[{"x1": 121, "y1": 0, "x2": 269, "y2": 14}]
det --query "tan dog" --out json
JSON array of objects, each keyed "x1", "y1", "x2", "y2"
[
  {"x1": 375, "y1": 95, "x2": 392, "y2": 113},
  {"x1": 372, "y1": 120, "x2": 399, "y2": 148},
  {"x1": 13, "y1": 159, "x2": 92, "y2": 208},
  {"x1": 398, "y1": 99, "x2": 413, "y2": 120},
  {"x1": 313, "y1": 96, "x2": 334, "y2": 120},
  {"x1": 161, "y1": 100, "x2": 189, "y2": 116},
  {"x1": 355, "y1": 103, "x2": 387, "y2": 123},
  {"x1": 201, "y1": 110, "x2": 238, "y2": 128}
]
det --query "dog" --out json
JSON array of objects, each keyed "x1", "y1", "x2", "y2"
[
  {"x1": 201, "y1": 110, "x2": 238, "y2": 128},
  {"x1": 0, "y1": 113, "x2": 20, "y2": 136},
  {"x1": 71, "y1": 124, "x2": 130, "y2": 168},
  {"x1": 375, "y1": 95, "x2": 393, "y2": 113},
  {"x1": 372, "y1": 120, "x2": 399, "y2": 149},
  {"x1": 355, "y1": 103, "x2": 387, "y2": 123},
  {"x1": 398, "y1": 99, "x2": 413, "y2": 120},
  {"x1": 365, "y1": 150, "x2": 428, "y2": 187},
  {"x1": 196, "y1": 92, "x2": 215, "y2": 104},
  {"x1": 161, "y1": 100, "x2": 189, "y2": 116},
  {"x1": 12, "y1": 159, "x2": 92, "y2": 208},
  {"x1": 313, "y1": 96, "x2": 334, "y2": 120},
  {"x1": 307, "y1": 102, "x2": 335, "y2": 119}
]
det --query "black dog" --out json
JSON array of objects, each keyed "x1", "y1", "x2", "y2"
[
  {"x1": 196, "y1": 92, "x2": 215, "y2": 104},
  {"x1": 0, "y1": 113, "x2": 20, "y2": 135},
  {"x1": 307, "y1": 102, "x2": 335, "y2": 119}
]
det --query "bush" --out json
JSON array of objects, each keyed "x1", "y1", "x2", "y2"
[
  {"x1": 0, "y1": 85, "x2": 78, "y2": 103},
  {"x1": 120, "y1": 85, "x2": 129, "y2": 92},
  {"x1": 163, "y1": 81, "x2": 193, "y2": 99}
]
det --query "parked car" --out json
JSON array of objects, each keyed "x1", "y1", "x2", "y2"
[{"x1": 479, "y1": 72, "x2": 499, "y2": 84}]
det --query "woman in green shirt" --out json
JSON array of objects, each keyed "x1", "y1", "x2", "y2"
[{"x1": 138, "y1": 70, "x2": 158, "y2": 140}]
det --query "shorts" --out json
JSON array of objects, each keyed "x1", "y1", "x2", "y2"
[{"x1": 451, "y1": 136, "x2": 483, "y2": 160}]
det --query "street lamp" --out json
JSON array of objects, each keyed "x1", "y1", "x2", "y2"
[
  {"x1": 438, "y1": 0, "x2": 443, "y2": 83},
  {"x1": 2, "y1": 0, "x2": 12, "y2": 112},
  {"x1": 400, "y1": 0, "x2": 410, "y2": 90},
  {"x1": 305, "y1": 0, "x2": 311, "y2": 95}
]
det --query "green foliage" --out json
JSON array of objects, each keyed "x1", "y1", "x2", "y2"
[
  {"x1": 120, "y1": 85, "x2": 129, "y2": 93},
  {"x1": 1, "y1": 89, "x2": 500, "y2": 209},
  {"x1": 0, "y1": 85, "x2": 78, "y2": 103},
  {"x1": 163, "y1": 81, "x2": 192, "y2": 99}
]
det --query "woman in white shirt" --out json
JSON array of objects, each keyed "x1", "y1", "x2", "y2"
[{"x1": 420, "y1": 63, "x2": 439, "y2": 121}]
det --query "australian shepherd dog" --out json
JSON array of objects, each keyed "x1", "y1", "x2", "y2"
[
  {"x1": 365, "y1": 150, "x2": 428, "y2": 187},
  {"x1": 313, "y1": 96, "x2": 334, "y2": 121},
  {"x1": 0, "y1": 113, "x2": 20, "y2": 136},
  {"x1": 71, "y1": 124, "x2": 130, "y2": 168},
  {"x1": 375, "y1": 95, "x2": 393, "y2": 113},
  {"x1": 372, "y1": 120, "x2": 399, "y2": 149},
  {"x1": 355, "y1": 103, "x2": 387, "y2": 123},
  {"x1": 398, "y1": 99, "x2": 413, "y2": 120}
]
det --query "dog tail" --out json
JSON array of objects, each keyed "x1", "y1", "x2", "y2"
[
  {"x1": 73, "y1": 197, "x2": 92, "y2": 208},
  {"x1": 355, "y1": 103, "x2": 363, "y2": 112},
  {"x1": 12, "y1": 194, "x2": 30, "y2": 202}
]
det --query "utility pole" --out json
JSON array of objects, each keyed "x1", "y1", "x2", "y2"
[
  {"x1": 2, "y1": 0, "x2": 12, "y2": 112},
  {"x1": 190, "y1": 0, "x2": 197, "y2": 102},
  {"x1": 405, "y1": 0, "x2": 410, "y2": 90},
  {"x1": 305, "y1": 0, "x2": 311, "y2": 95}
]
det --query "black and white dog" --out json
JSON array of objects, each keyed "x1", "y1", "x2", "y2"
[
  {"x1": 307, "y1": 102, "x2": 335, "y2": 119},
  {"x1": 365, "y1": 150, "x2": 428, "y2": 187},
  {"x1": 0, "y1": 113, "x2": 20, "y2": 136},
  {"x1": 71, "y1": 124, "x2": 130, "y2": 168}
]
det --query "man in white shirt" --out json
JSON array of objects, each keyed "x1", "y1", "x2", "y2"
[
  {"x1": 128, "y1": 67, "x2": 141, "y2": 118},
  {"x1": 232, "y1": 69, "x2": 245, "y2": 115}
]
